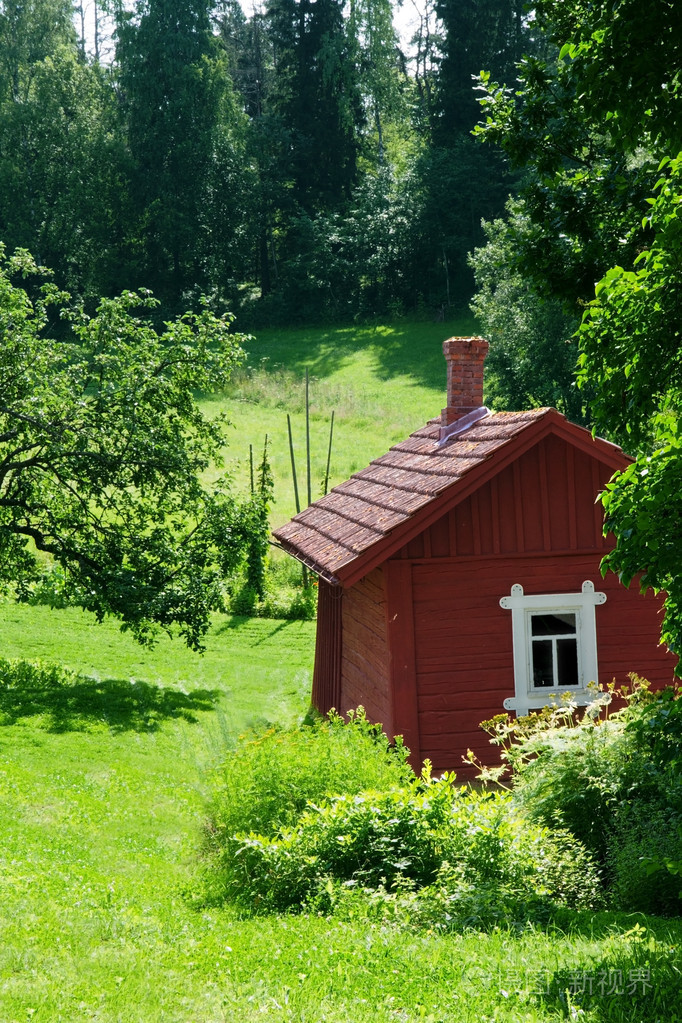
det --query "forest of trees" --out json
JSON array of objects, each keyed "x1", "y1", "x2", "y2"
[
  {"x1": 0, "y1": 0, "x2": 530, "y2": 324},
  {"x1": 3, "y1": 0, "x2": 682, "y2": 650}
]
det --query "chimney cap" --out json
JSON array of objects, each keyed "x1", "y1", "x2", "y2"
[{"x1": 443, "y1": 336, "x2": 489, "y2": 356}]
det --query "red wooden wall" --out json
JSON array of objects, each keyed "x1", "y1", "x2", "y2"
[
  {"x1": 339, "y1": 567, "x2": 392, "y2": 733},
  {"x1": 410, "y1": 553, "x2": 675, "y2": 774},
  {"x1": 311, "y1": 579, "x2": 343, "y2": 714},
  {"x1": 311, "y1": 571, "x2": 393, "y2": 734},
  {"x1": 312, "y1": 432, "x2": 677, "y2": 776}
]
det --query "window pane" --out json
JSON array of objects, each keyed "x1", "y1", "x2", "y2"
[
  {"x1": 557, "y1": 638, "x2": 579, "y2": 686},
  {"x1": 531, "y1": 612, "x2": 577, "y2": 636},
  {"x1": 532, "y1": 639, "x2": 554, "y2": 687}
]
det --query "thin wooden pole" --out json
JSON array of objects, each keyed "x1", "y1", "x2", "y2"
[
  {"x1": 323, "y1": 410, "x2": 335, "y2": 496},
  {"x1": 286, "y1": 411, "x2": 308, "y2": 589},
  {"x1": 249, "y1": 443, "x2": 254, "y2": 495},
  {"x1": 287, "y1": 414, "x2": 300, "y2": 514},
  {"x1": 305, "y1": 367, "x2": 312, "y2": 508}
]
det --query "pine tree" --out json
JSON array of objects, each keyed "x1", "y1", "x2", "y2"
[
  {"x1": 115, "y1": 0, "x2": 249, "y2": 310},
  {"x1": 434, "y1": 0, "x2": 523, "y2": 142},
  {"x1": 266, "y1": 0, "x2": 363, "y2": 212},
  {"x1": 408, "y1": 0, "x2": 528, "y2": 306}
]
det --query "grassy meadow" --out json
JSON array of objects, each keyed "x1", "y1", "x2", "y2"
[
  {"x1": 1, "y1": 314, "x2": 682, "y2": 1022},
  {"x1": 3, "y1": 602, "x2": 682, "y2": 1022},
  {"x1": 210, "y1": 314, "x2": 478, "y2": 527}
]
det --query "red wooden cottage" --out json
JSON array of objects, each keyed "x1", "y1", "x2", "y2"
[{"x1": 274, "y1": 337, "x2": 677, "y2": 773}]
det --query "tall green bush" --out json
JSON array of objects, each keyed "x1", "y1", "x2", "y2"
[
  {"x1": 205, "y1": 709, "x2": 413, "y2": 847},
  {"x1": 219, "y1": 772, "x2": 603, "y2": 916},
  {"x1": 479, "y1": 680, "x2": 682, "y2": 914},
  {"x1": 469, "y1": 209, "x2": 585, "y2": 422}
]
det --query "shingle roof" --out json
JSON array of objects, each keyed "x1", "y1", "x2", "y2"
[{"x1": 273, "y1": 407, "x2": 556, "y2": 584}]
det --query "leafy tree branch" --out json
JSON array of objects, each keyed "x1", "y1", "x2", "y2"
[{"x1": 0, "y1": 246, "x2": 262, "y2": 649}]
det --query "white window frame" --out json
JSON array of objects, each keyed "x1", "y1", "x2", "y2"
[{"x1": 499, "y1": 581, "x2": 606, "y2": 716}]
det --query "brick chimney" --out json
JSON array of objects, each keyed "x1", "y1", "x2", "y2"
[{"x1": 441, "y1": 336, "x2": 489, "y2": 426}]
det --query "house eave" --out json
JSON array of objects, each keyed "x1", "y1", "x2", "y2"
[{"x1": 273, "y1": 409, "x2": 629, "y2": 590}]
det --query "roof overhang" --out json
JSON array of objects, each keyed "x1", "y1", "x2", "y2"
[{"x1": 274, "y1": 409, "x2": 629, "y2": 589}]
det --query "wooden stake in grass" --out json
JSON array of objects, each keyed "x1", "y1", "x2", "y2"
[
  {"x1": 249, "y1": 443, "x2": 254, "y2": 495},
  {"x1": 287, "y1": 414, "x2": 301, "y2": 515},
  {"x1": 287, "y1": 412, "x2": 307, "y2": 587},
  {"x1": 261, "y1": 434, "x2": 269, "y2": 488},
  {"x1": 324, "y1": 410, "x2": 335, "y2": 496},
  {"x1": 305, "y1": 367, "x2": 312, "y2": 509}
]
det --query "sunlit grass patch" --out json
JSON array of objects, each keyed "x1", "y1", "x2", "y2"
[{"x1": 203, "y1": 313, "x2": 478, "y2": 525}]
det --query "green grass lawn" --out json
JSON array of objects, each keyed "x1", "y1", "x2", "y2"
[
  {"x1": 2, "y1": 316, "x2": 682, "y2": 1022},
  {"x1": 1, "y1": 604, "x2": 682, "y2": 1022},
  {"x1": 0, "y1": 604, "x2": 314, "y2": 732}
]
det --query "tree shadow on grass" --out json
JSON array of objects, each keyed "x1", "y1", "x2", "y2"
[
  {"x1": 535, "y1": 942, "x2": 681, "y2": 1022},
  {"x1": 243, "y1": 314, "x2": 478, "y2": 394},
  {"x1": 488, "y1": 908, "x2": 682, "y2": 1021},
  {"x1": 217, "y1": 617, "x2": 303, "y2": 641},
  {"x1": 0, "y1": 674, "x2": 222, "y2": 734}
]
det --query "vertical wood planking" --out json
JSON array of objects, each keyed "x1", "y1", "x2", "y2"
[
  {"x1": 340, "y1": 569, "x2": 391, "y2": 729},
  {"x1": 448, "y1": 507, "x2": 458, "y2": 557},
  {"x1": 539, "y1": 441, "x2": 552, "y2": 551},
  {"x1": 471, "y1": 490, "x2": 482, "y2": 555},
  {"x1": 384, "y1": 560, "x2": 421, "y2": 768},
  {"x1": 311, "y1": 580, "x2": 343, "y2": 713},
  {"x1": 592, "y1": 459, "x2": 605, "y2": 547},
  {"x1": 513, "y1": 460, "x2": 524, "y2": 551},
  {"x1": 567, "y1": 444, "x2": 578, "y2": 549},
  {"x1": 491, "y1": 476, "x2": 501, "y2": 554}
]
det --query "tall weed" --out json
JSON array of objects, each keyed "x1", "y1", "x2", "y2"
[{"x1": 205, "y1": 708, "x2": 413, "y2": 853}]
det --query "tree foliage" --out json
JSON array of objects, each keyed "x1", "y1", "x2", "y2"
[
  {"x1": 469, "y1": 210, "x2": 583, "y2": 420},
  {"x1": 0, "y1": 0, "x2": 539, "y2": 319},
  {"x1": 583, "y1": 154, "x2": 682, "y2": 655},
  {"x1": 115, "y1": 0, "x2": 251, "y2": 311},
  {"x1": 414, "y1": 0, "x2": 528, "y2": 304},
  {"x1": 347, "y1": 0, "x2": 402, "y2": 166},
  {"x1": 434, "y1": 0, "x2": 524, "y2": 143},
  {"x1": 0, "y1": 0, "x2": 125, "y2": 300},
  {"x1": 474, "y1": 3, "x2": 660, "y2": 309},
  {"x1": 0, "y1": 247, "x2": 256, "y2": 649},
  {"x1": 476, "y1": 0, "x2": 682, "y2": 655},
  {"x1": 266, "y1": 0, "x2": 363, "y2": 213}
]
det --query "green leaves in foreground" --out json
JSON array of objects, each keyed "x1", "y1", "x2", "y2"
[
  {"x1": 207, "y1": 709, "x2": 414, "y2": 843},
  {"x1": 207, "y1": 715, "x2": 603, "y2": 923},
  {"x1": 0, "y1": 246, "x2": 259, "y2": 648},
  {"x1": 481, "y1": 679, "x2": 682, "y2": 916},
  {"x1": 576, "y1": 154, "x2": 682, "y2": 656},
  {"x1": 224, "y1": 775, "x2": 602, "y2": 920}
]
